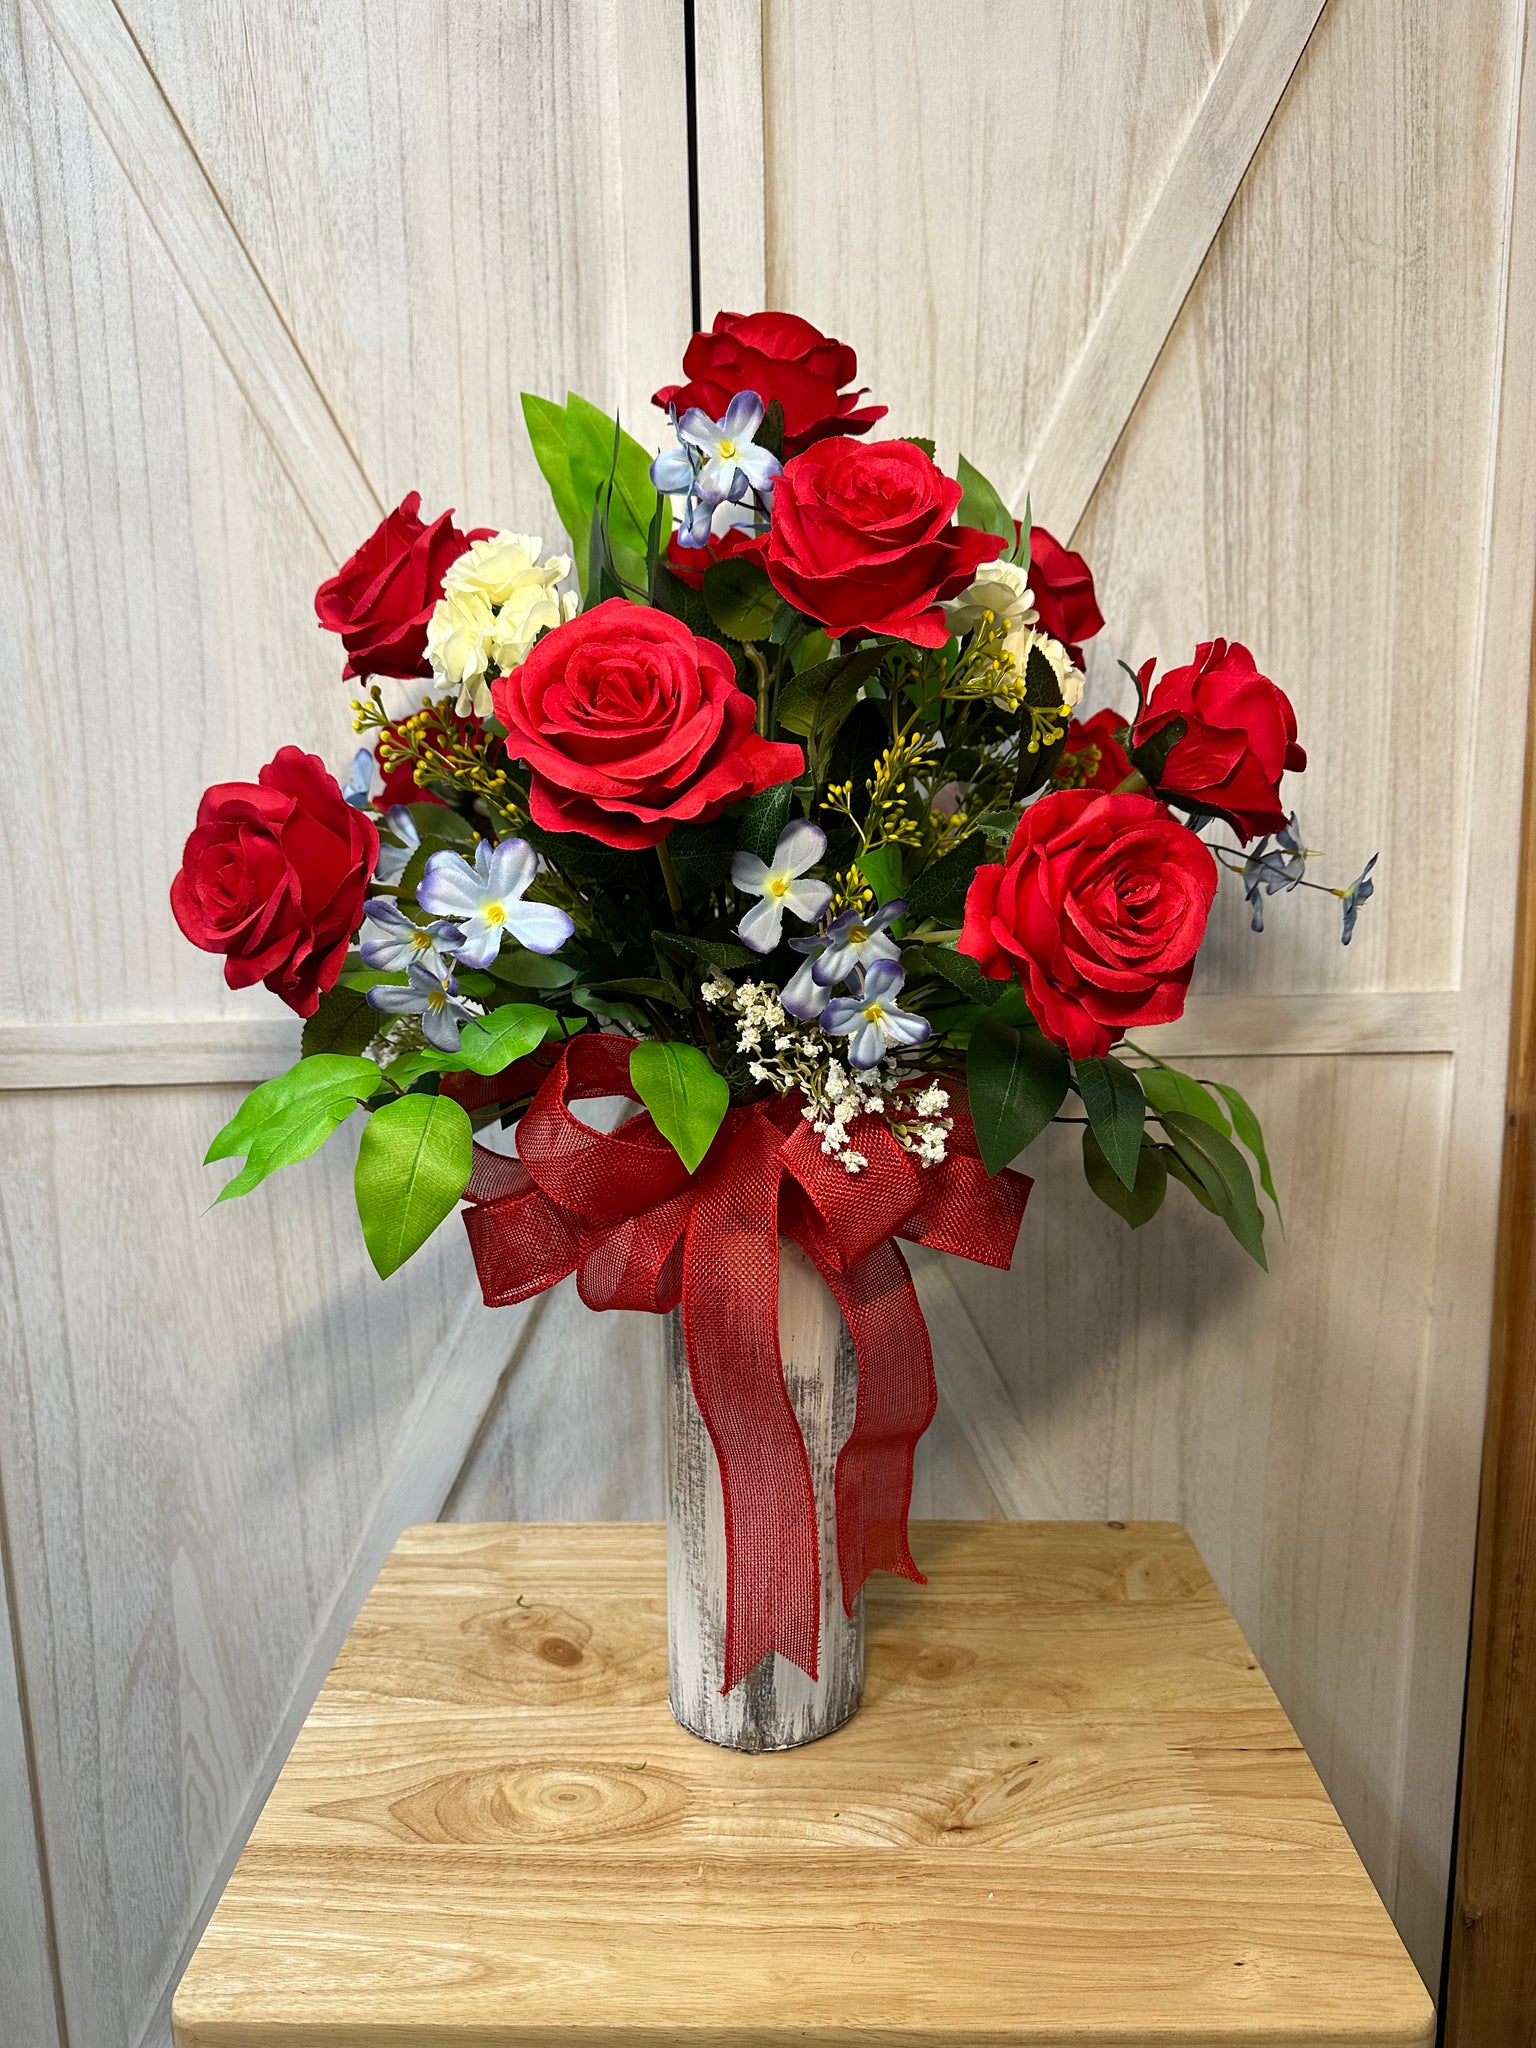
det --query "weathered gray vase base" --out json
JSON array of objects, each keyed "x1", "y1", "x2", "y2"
[{"x1": 665, "y1": 1242, "x2": 864, "y2": 1752}]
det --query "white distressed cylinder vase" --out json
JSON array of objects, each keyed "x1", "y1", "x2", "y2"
[{"x1": 665, "y1": 1240, "x2": 864, "y2": 1750}]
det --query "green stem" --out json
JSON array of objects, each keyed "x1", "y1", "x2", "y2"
[
  {"x1": 743, "y1": 642, "x2": 772, "y2": 737},
  {"x1": 656, "y1": 837, "x2": 683, "y2": 914}
]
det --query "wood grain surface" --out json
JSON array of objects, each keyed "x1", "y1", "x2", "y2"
[{"x1": 172, "y1": 1521, "x2": 1433, "y2": 2048}]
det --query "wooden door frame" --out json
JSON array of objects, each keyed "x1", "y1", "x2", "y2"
[{"x1": 1445, "y1": 5, "x2": 1536, "y2": 2035}]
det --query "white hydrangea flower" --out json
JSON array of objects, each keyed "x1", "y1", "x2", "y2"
[{"x1": 426, "y1": 533, "x2": 577, "y2": 718}]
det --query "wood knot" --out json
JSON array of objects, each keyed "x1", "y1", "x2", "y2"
[{"x1": 538, "y1": 1635, "x2": 582, "y2": 1667}]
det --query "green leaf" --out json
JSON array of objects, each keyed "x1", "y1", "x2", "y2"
[
  {"x1": 1083, "y1": 1129, "x2": 1168, "y2": 1229},
  {"x1": 1211, "y1": 1081, "x2": 1282, "y2": 1221},
  {"x1": 956, "y1": 453, "x2": 1016, "y2": 546},
  {"x1": 1073, "y1": 1055, "x2": 1146, "y2": 1192},
  {"x1": 899, "y1": 435, "x2": 937, "y2": 458},
  {"x1": 585, "y1": 975, "x2": 685, "y2": 1005},
  {"x1": 966, "y1": 1013, "x2": 1070, "y2": 1175},
  {"x1": 1160, "y1": 1112, "x2": 1268, "y2": 1269},
  {"x1": 758, "y1": 398, "x2": 786, "y2": 463},
  {"x1": 655, "y1": 930, "x2": 754, "y2": 972},
  {"x1": 354, "y1": 1093, "x2": 474, "y2": 1278},
  {"x1": 666, "y1": 820, "x2": 735, "y2": 897},
  {"x1": 301, "y1": 984, "x2": 380, "y2": 1059},
  {"x1": 703, "y1": 556, "x2": 778, "y2": 640},
  {"x1": 646, "y1": 489, "x2": 668, "y2": 596},
  {"x1": 1130, "y1": 712, "x2": 1187, "y2": 788},
  {"x1": 856, "y1": 843, "x2": 904, "y2": 916},
  {"x1": 733, "y1": 782, "x2": 795, "y2": 865},
  {"x1": 565, "y1": 392, "x2": 658, "y2": 563},
  {"x1": 629, "y1": 1041, "x2": 729, "y2": 1173},
  {"x1": 920, "y1": 944, "x2": 1010, "y2": 1006},
  {"x1": 775, "y1": 644, "x2": 884, "y2": 740},
  {"x1": 337, "y1": 966, "x2": 407, "y2": 992},
  {"x1": 791, "y1": 628, "x2": 833, "y2": 672},
  {"x1": 406, "y1": 803, "x2": 477, "y2": 849},
  {"x1": 520, "y1": 818, "x2": 635, "y2": 883},
  {"x1": 521, "y1": 392, "x2": 588, "y2": 586},
  {"x1": 907, "y1": 833, "x2": 987, "y2": 924},
  {"x1": 486, "y1": 946, "x2": 579, "y2": 989},
  {"x1": 650, "y1": 556, "x2": 736, "y2": 654},
  {"x1": 205, "y1": 1054, "x2": 380, "y2": 1201},
  {"x1": 1140, "y1": 1063, "x2": 1231, "y2": 1136},
  {"x1": 1011, "y1": 493, "x2": 1032, "y2": 568},
  {"x1": 769, "y1": 598, "x2": 813, "y2": 650},
  {"x1": 384, "y1": 1004, "x2": 560, "y2": 1090},
  {"x1": 1163, "y1": 1148, "x2": 1220, "y2": 1213}
]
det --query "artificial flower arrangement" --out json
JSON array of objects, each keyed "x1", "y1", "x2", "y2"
[{"x1": 172, "y1": 309, "x2": 1374, "y2": 1711}]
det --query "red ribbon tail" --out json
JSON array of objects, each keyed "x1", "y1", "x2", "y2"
[
  {"x1": 680, "y1": 1118, "x2": 822, "y2": 1691},
  {"x1": 818, "y1": 1239, "x2": 936, "y2": 1614}
]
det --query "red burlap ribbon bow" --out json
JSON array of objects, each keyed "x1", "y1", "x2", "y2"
[{"x1": 458, "y1": 1035, "x2": 1029, "y2": 1690}]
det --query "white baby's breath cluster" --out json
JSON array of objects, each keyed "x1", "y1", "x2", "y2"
[{"x1": 701, "y1": 975, "x2": 951, "y2": 1175}]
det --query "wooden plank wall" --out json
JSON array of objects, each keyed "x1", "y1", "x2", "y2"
[
  {"x1": 3, "y1": 0, "x2": 1533, "y2": 2039},
  {"x1": 0, "y1": 7, "x2": 690, "y2": 2048}
]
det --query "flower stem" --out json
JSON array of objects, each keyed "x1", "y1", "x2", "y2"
[
  {"x1": 743, "y1": 642, "x2": 772, "y2": 737},
  {"x1": 656, "y1": 837, "x2": 683, "y2": 914}
]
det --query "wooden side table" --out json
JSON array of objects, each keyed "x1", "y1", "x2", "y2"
[{"x1": 173, "y1": 1522, "x2": 1434, "y2": 2047}]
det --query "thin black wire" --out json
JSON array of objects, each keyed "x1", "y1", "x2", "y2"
[{"x1": 683, "y1": 0, "x2": 702, "y2": 334}]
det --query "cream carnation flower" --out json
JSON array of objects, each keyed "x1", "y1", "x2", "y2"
[
  {"x1": 426, "y1": 532, "x2": 577, "y2": 717},
  {"x1": 944, "y1": 558, "x2": 1037, "y2": 639},
  {"x1": 1013, "y1": 627, "x2": 1084, "y2": 713}
]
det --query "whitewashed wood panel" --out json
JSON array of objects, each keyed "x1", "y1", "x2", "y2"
[
  {"x1": 749, "y1": 0, "x2": 1533, "y2": 1995},
  {"x1": 0, "y1": 7, "x2": 692, "y2": 2048},
  {"x1": 0, "y1": 1084, "x2": 517, "y2": 2048},
  {"x1": 0, "y1": 1542, "x2": 61, "y2": 2048}
]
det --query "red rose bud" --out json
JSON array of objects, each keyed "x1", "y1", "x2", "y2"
[
  {"x1": 1028, "y1": 525, "x2": 1104, "y2": 666},
  {"x1": 170, "y1": 747, "x2": 378, "y2": 1018},
  {"x1": 766, "y1": 438, "x2": 1006, "y2": 648},
  {"x1": 959, "y1": 789, "x2": 1217, "y2": 1060},
  {"x1": 1133, "y1": 639, "x2": 1305, "y2": 842},
  {"x1": 663, "y1": 523, "x2": 770, "y2": 592},
  {"x1": 314, "y1": 492, "x2": 487, "y2": 680},
  {"x1": 1054, "y1": 708, "x2": 1132, "y2": 793},
  {"x1": 653, "y1": 310, "x2": 886, "y2": 457},
  {"x1": 492, "y1": 599, "x2": 803, "y2": 850}
]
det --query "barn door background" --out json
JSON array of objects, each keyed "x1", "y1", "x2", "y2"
[{"x1": 2, "y1": 2, "x2": 1533, "y2": 2043}]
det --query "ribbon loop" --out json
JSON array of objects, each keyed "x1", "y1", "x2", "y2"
[{"x1": 460, "y1": 1038, "x2": 1030, "y2": 1690}]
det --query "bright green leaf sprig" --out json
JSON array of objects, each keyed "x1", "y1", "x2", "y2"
[{"x1": 629, "y1": 1040, "x2": 729, "y2": 1174}]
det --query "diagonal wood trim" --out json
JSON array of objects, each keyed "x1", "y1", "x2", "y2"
[
  {"x1": 1445, "y1": 7, "x2": 1536, "y2": 2031},
  {"x1": 141, "y1": 1288, "x2": 549, "y2": 2048},
  {"x1": 30, "y1": 0, "x2": 382, "y2": 557},
  {"x1": 1015, "y1": 0, "x2": 1329, "y2": 538},
  {"x1": 908, "y1": 1247, "x2": 1066, "y2": 1519}
]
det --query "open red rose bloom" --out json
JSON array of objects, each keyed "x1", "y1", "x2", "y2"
[{"x1": 493, "y1": 599, "x2": 803, "y2": 849}]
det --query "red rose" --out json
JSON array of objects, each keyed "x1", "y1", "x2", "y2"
[
  {"x1": 1029, "y1": 525, "x2": 1104, "y2": 666},
  {"x1": 171, "y1": 747, "x2": 378, "y2": 1017},
  {"x1": 314, "y1": 492, "x2": 486, "y2": 680},
  {"x1": 492, "y1": 599, "x2": 803, "y2": 850},
  {"x1": 663, "y1": 523, "x2": 770, "y2": 592},
  {"x1": 1134, "y1": 639, "x2": 1305, "y2": 842},
  {"x1": 1054, "y1": 708, "x2": 1131, "y2": 793},
  {"x1": 654, "y1": 310, "x2": 886, "y2": 458},
  {"x1": 766, "y1": 438, "x2": 1005, "y2": 648},
  {"x1": 959, "y1": 789, "x2": 1216, "y2": 1059}
]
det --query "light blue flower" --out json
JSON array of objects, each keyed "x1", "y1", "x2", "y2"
[
  {"x1": 1241, "y1": 812, "x2": 1306, "y2": 933},
  {"x1": 358, "y1": 899, "x2": 464, "y2": 979},
  {"x1": 342, "y1": 746, "x2": 375, "y2": 809},
  {"x1": 732, "y1": 820, "x2": 832, "y2": 953},
  {"x1": 781, "y1": 935, "x2": 832, "y2": 1021},
  {"x1": 365, "y1": 962, "x2": 477, "y2": 1053},
  {"x1": 823, "y1": 962, "x2": 932, "y2": 1071},
  {"x1": 372, "y1": 805, "x2": 420, "y2": 888},
  {"x1": 679, "y1": 391, "x2": 781, "y2": 507},
  {"x1": 1339, "y1": 853, "x2": 1378, "y2": 946},
  {"x1": 416, "y1": 837, "x2": 574, "y2": 968},
  {"x1": 814, "y1": 899, "x2": 907, "y2": 987},
  {"x1": 650, "y1": 391, "x2": 780, "y2": 551}
]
